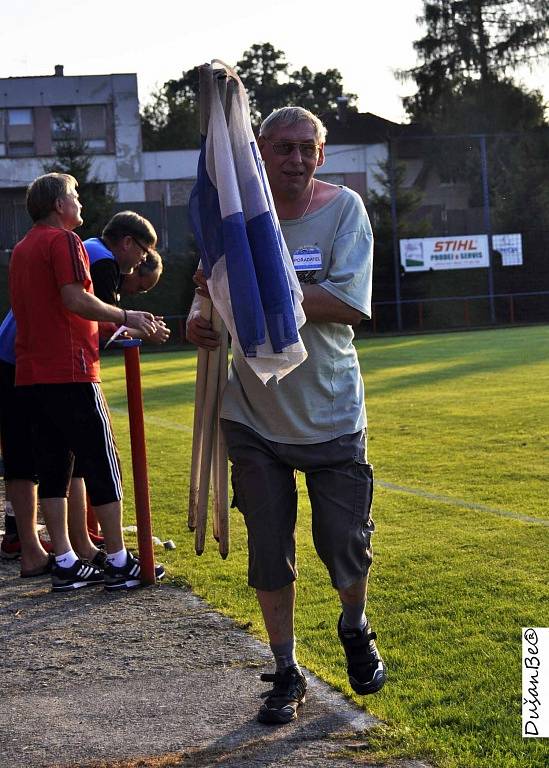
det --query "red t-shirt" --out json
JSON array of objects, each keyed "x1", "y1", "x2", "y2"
[{"x1": 10, "y1": 224, "x2": 101, "y2": 385}]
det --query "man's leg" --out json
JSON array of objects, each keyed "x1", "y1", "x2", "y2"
[
  {"x1": 256, "y1": 583, "x2": 295, "y2": 645},
  {"x1": 30, "y1": 385, "x2": 104, "y2": 592},
  {"x1": 305, "y1": 431, "x2": 386, "y2": 695},
  {"x1": 91, "y1": 501, "x2": 124, "y2": 554},
  {"x1": 67, "y1": 384, "x2": 164, "y2": 590},
  {"x1": 338, "y1": 575, "x2": 369, "y2": 630},
  {"x1": 41, "y1": 494, "x2": 104, "y2": 592},
  {"x1": 0, "y1": 369, "x2": 50, "y2": 569},
  {"x1": 40, "y1": 497, "x2": 72, "y2": 555},
  {"x1": 67, "y1": 477, "x2": 100, "y2": 562},
  {"x1": 7, "y1": 479, "x2": 50, "y2": 575},
  {"x1": 221, "y1": 419, "x2": 307, "y2": 724}
]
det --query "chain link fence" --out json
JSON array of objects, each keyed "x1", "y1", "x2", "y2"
[{"x1": 369, "y1": 128, "x2": 549, "y2": 332}]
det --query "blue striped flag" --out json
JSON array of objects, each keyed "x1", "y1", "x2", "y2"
[{"x1": 189, "y1": 66, "x2": 307, "y2": 384}]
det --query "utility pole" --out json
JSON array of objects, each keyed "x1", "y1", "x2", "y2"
[
  {"x1": 479, "y1": 134, "x2": 496, "y2": 323},
  {"x1": 388, "y1": 137, "x2": 403, "y2": 331}
]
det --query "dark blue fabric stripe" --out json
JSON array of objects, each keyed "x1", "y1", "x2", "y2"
[
  {"x1": 188, "y1": 136, "x2": 299, "y2": 357},
  {"x1": 222, "y1": 212, "x2": 265, "y2": 356},
  {"x1": 0, "y1": 309, "x2": 16, "y2": 364},
  {"x1": 247, "y1": 211, "x2": 299, "y2": 352},
  {"x1": 188, "y1": 136, "x2": 223, "y2": 278}
]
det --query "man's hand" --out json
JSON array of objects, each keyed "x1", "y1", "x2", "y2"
[
  {"x1": 193, "y1": 268, "x2": 210, "y2": 299},
  {"x1": 125, "y1": 309, "x2": 157, "y2": 336},
  {"x1": 186, "y1": 308, "x2": 220, "y2": 350},
  {"x1": 148, "y1": 317, "x2": 171, "y2": 345},
  {"x1": 125, "y1": 316, "x2": 171, "y2": 345}
]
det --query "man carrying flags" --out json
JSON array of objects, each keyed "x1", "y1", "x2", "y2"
[{"x1": 187, "y1": 106, "x2": 386, "y2": 723}]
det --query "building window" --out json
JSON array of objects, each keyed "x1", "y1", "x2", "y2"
[
  {"x1": 6, "y1": 109, "x2": 34, "y2": 155},
  {"x1": 50, "y1": 105, "x2": 108, "y2": 153},
  {"x1": 8, "y1": 142, "x2": 35, "y2": 157},
  {"x1": 8, "y1": 108, "x2": 32, "y2": 126},
  {"x1": 86, "y1": 138, "x2": 107, "y2": 152},
  {"x1": 51, "y1": 107, "x2": 78, "y2": 139}
]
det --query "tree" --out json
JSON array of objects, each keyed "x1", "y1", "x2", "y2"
[
  {"x1": 141, "y1": 70, "x2": 200, "y2": 151},
  {"x1": 400, "y1": 1, "x2": 549, "y2": 122},
  {"x1": 485, "y1": 128, "x2": 549, "y2": 233},
  {"x1": 235, "y1": 43, "x2": 291, "y2": 122},
  {"x1": 236, "y1": 43, "x2": 356, "y2": 122},
  {"x1": 141, "y1": 43, "x2": 357, "y2": 150},
  {"x1": 44, "y1": 132, "x2": 116, "y2": 240},
  {"x1": 396, "y1": 3, "x2": 549, "y2": 236}
]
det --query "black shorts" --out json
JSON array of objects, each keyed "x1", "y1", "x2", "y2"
[
  {"x1": 221, "y1": 419, "x2": 375, "y2": 591},
  {"x1": 23, "y1": 382, "x2": 123, "y2": 506},
  {"x1": 0, "y1": 360, "x2": 37, "y2": 482}
]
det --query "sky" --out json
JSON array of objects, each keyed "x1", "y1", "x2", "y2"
[{"x1": 1, "y1": 0, "x2": 547, "y2": 124}]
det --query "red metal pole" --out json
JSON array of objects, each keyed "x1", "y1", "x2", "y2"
[
  {"x1": 509, "y1": 295, "x2": 515, "y2": 324},
  {"x1": 122, "y1": 341, "x2": 155, "y2": 585}
]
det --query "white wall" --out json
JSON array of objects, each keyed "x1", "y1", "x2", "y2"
[{"x1": 143, "y1": 150, "x2": 201, "y2": 181}]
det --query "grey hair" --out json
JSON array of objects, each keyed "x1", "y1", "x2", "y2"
[{"x1": 259, "y1": 107, "x2": 327, "y2": 144}]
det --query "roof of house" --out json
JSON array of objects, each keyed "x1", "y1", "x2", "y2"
[{"x1": 323, "y1": 110, "x2": 429, "y2": 144}]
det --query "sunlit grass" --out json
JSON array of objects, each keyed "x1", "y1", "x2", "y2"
[{"x1": 102, "y1": 326, "x2": 549, "y2": 768}]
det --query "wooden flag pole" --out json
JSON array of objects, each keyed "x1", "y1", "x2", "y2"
[
  {"x1": 211, "y1": 384, "x2": 219, "y2": 543},
  {"x1": 194, "y1": 306, "x2": 221, "y2": 554},
  {"x1": 194, "y1": 68, "x2": 229, "y2": 556},
  {"x1": 216, "y1": 70, "x2": 232, "y2": 558},
  {"x1": 188, "y1": 63, "x2": 213, "y2": 531},
  {"x1": 190, "y1": 62, "x2": 234, "y2": 557},
  {"x1": 216, "y1": 321, "x2": 230, "y2": 558},
  {"x1": 187, "y1": 298, "x2": 211, "y2": 530}
]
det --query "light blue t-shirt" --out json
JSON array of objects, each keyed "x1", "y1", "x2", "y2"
[{"x1": 221, "y1": 186, "x2": 373, "y2": 444}]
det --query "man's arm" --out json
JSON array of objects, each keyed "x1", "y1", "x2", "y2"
[
  {"x1": 89, "y1": 258, "x2": 170, "y2": 344},
  {"x1": 185, "y1": 286, "x2": 363, "y2": 351},
  {"x1": 60, "y1": 283, "x2": 157, "y2": 335},
  {"x1": 185, "y1": 268, "x2": 366, "y2": 350},
  {"x1": 301, "y1": 284, "x2": 366, "y2": 325}
]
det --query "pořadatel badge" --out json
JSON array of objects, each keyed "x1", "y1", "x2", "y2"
[{"x1": 292, "y1": 246, "x2": 323, "y2": 272}]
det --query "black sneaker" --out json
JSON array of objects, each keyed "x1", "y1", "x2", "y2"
[
  {"x1": 104, "y1": 551, "x2": 165, "y2": 591},
  {"x1": 51, "y1": 558, "x2": 104, "y2": 592},
  {"x1": 91, "y1": 550, "x2": 107, "y2": 569},
  {"x1": 258, "y1": 665, "x2": 307, "y2": 724},
  {"x1": 338, "y1": 614, "x2": 387, "y2": 695}
]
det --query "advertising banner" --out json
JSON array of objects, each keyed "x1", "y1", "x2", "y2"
[
  {"x1": 493, "y1": 233, "x2": 523, "y2": 266},
  {"x1": 400, "y1": 235, "x2": 490, "y2": 272}
]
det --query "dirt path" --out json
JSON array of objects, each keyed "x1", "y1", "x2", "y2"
[{"x1": 0, "y1": 553, "x2": 430, "y2": 768}]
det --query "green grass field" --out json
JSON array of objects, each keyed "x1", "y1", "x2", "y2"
[{"x1": 101, "y1": 325, "x2": 549, "y2": 768}]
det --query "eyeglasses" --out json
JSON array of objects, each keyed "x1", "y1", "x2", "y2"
[
  {"x1": 130, "y1": 235, "x2": 152, "y2": 258},
  {"x1": 262, "y1": 138, "x2": 320, "y2": 159}
]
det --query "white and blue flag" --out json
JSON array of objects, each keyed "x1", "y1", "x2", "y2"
[{"x1": 189, "y1": 64, "x2": 307, "y2": 384}]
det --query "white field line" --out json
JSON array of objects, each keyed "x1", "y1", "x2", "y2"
[
  {"x1": 110, "y1": 406, "x2": 548, "y2": 527},
  {"x1": 376, "y1": 480, "x2": 549, "y2": 527}
]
